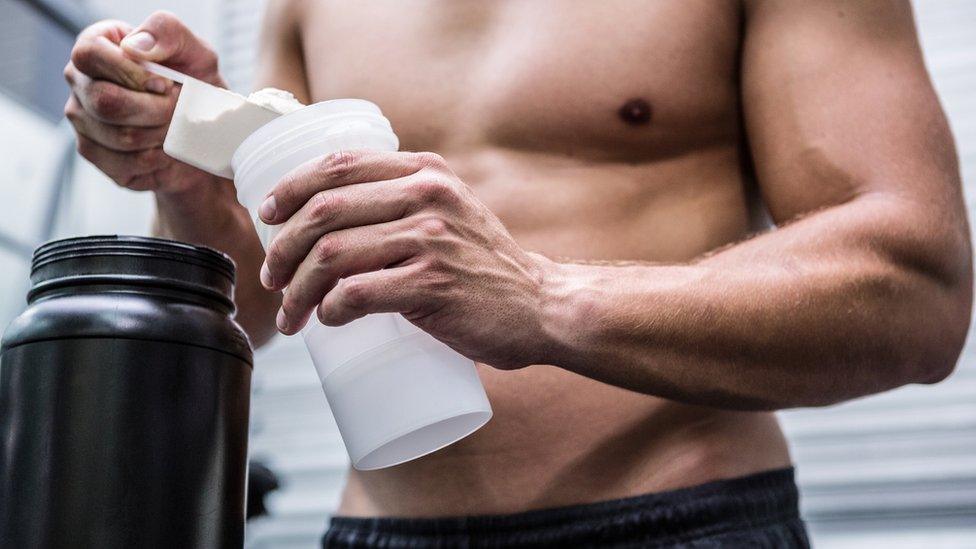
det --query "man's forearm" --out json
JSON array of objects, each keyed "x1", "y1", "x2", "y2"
[
  {"x1": 541, "y1": 195, "x2": 972, "y2": 410},
  {"x1": 153, "y1": 179, "x2": 280, "y2": 347}
]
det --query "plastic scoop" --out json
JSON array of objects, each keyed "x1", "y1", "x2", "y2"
[
  {"x1": 142, "y1": 61, "x2": 188, "y2": 84},
  {"x1": 142, "y1": 61, "x2": 283, "y2": 179}
]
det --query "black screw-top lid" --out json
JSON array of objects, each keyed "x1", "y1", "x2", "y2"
[{"x1": 29, "y1": 235, "x2": 237, "y2": 310}]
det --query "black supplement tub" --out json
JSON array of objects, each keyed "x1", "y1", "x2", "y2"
[{"x1": 0, "y1": 235, "x2": 253, "y2": 549}]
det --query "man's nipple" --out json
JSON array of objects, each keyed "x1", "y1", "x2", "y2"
[{"x1": 618, "y1": 98, "x2": 652, "y2": 126}]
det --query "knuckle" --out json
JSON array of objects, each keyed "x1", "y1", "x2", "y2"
[
  {"x1": 280, "y1": 294, "x2": 303, "y2": 319},
  {"x1": 315, "y1": 301, "x2": 335, "y2": 326},
  {"x1": 320, "y1": 151, "x2": 357, "y2": 179},
  {"x1": 340, "y1": 279, "x2": 370, "y2": 310},
  {"x1": 63, "y1": 99, "x2": 79, "y2": 121},
  {"x1": 89, "y1": 84, "x2": 125, "y2": 118},
  {"x1": 416, "y1": 215, "x2": 449, "y2": 238},
  {"x1": 264, "y1": 241, "x2": 285, "y2": 272},
  {"x1": 411, "y1": 178, "x2": 452, "y2": 203},
  {"x1": 415, "y1": 151, "x2": 446, "y2": 170},
  {"x1": 70, "y1": 41, "x2": 95, "y2": 73},
  {"x1": 309, "y1": 191, "x2": 343, "y2": 223},
  {"x1": 312, "y1": 235, "x2": 340, "y2": 264}
]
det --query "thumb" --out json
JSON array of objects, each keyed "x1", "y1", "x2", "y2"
[{"x1": 120, "y1": 11, "x2": 223, "y2": 86}]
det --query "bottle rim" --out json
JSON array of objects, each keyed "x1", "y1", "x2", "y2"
[
  {"x1": 29, "y1": 235, "x2": 237, "y2": 311},
  {"x1": 230, "y1": 99, "x2": 397, "y2": 187},
  {"x1": 32, "y1": 235, "x2": 235, "y2": 281}
]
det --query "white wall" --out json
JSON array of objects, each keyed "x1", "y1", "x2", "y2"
[{"x1": 0, "y1": 93, "x2": 59, "y2": 322}]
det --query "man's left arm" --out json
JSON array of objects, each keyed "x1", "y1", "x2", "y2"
[
  {"x1": 260, "y1": 0, "x2": 971, "y2": 411},
  {"x1": 543, "y1": 0, "x2": 972, "y2": 409}
]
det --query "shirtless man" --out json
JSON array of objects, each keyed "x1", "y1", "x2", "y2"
[{"x1": 64, "y1": 1, "x2": 972, "y2": 546}]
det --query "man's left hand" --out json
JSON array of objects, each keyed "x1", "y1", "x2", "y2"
[{"x1": 259, "y1": 150, "x2": 555, "y2": 370}]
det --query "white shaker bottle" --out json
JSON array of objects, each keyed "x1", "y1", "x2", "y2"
[{"x1": 232, "y1": 100, "x2": 492, "y2": 470}]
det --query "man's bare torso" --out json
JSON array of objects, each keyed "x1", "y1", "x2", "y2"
[{"x1": 291, "y1": 0, "x2": 792, "y2": 516}]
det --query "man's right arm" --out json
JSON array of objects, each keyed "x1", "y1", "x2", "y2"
[{"x1": 65, "y1": 7, "x2": 307, "y2": 347}]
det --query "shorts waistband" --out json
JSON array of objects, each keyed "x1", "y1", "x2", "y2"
[{"x1": 327, "y1": 467, "x2": 801, "y2": 543}]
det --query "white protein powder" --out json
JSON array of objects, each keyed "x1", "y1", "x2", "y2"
[
  {"x1": 162, "y1": 81, "x2": 306, "y2": 179},
  {"x1": 247, "y1": 88, "x2": 305, "y2": 114}
]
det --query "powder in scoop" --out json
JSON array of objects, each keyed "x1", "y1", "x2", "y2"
[{"x1": 247, "y1": 88, "x2": 304, "y2": 114}]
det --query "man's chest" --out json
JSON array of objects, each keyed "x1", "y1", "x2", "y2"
[{"x1": 300, "y1": 0, "x2": 742, "y2": 160}]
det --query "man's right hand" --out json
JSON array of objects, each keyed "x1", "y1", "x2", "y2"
[{"x1": 64, "y1": 11, "x2": 225, "y2": 194}]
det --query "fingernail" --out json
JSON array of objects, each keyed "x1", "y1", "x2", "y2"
[
  {"x1": 259, "y1": 195, "x2": 277, "y2": 222},
  {"x1": 145, "y1": 78, "x2": 167, "y2": 94},
  {"x1": 260, "y1": 262, "x2": 274, "y2": 289},
  {"x1": 122, "y1": 31, "x2": 156, "y2": 52},
  {"x1": 276, "y1": 309, "x2": 289, "y2": 332}
]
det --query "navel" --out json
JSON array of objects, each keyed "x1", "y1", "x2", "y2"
[{"x1": 618, "y1": 98, "x2": 652, "y2": 126}]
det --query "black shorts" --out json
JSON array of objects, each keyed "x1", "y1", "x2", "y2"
[{"x1": 322, "y1": 467, "x2": 810, "y2": 548}]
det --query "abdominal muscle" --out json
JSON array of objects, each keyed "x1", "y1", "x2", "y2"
[{"x1": 336, "y1": 145, "x2": 792, "y2": 517}]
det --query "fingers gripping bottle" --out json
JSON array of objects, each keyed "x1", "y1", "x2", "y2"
[{"x1": 231, "y1": 100, "x2": 492, "y2": 469}]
